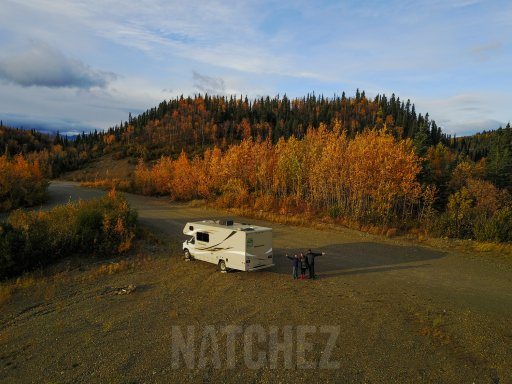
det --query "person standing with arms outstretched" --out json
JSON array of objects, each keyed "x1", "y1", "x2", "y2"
[
  {"x1": 299, "y1": 252, "x2": 309, "y2": 280},
  {"x1": 305, "y1": 248, "x2": 325, "y2": 279},
  {"x1": 286, "y1": 253, "x2": 300, "y2": 279}
]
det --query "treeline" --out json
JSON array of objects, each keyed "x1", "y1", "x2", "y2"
[
  {"x1": 0, "y1": 125, "x2": 91, "y2": 211},
  {"x1": 451, "y1": 123, "x2": 512, "y2": 189},
  {"x1": 133, "y1": 124, "x2": 512, "y2": 242},
  {"x1": 134, "y1": 127, "x2": 424, "y2": 227},
  {"x1": 2, "y1": 91, "x2": 511, "y2": 242},
  {"x1": 85, "y1": 92, "x2": 449, "y2": 160},
  {"x1": 78, "y1": 91, "x2": 510, "y2": 241},
  {"x1": 1, "y1": 125, "x2": 91, "y2": 177},
  {"x1": 0, "y1": 124, "x2": 53, "y2": 155}
]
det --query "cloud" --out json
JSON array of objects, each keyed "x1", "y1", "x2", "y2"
[
  {"x1": 9, "y1": 1, "x2": 297, "y2": 77},
  {"x1": 0, "y1": 1, "x2": 510, "y2": 136},
  {"x1": 192, "y1": 71, "x2": 226, "y2": 94},
  {"x1": 470, "y1": 41, "x2": 503, "y2": 61},
  {"x1": 442, "y1": 119, "x2": 504, "y2": 136},
  {"x1": 423, "y1": 93, "x2": 490, "y2": 114},
  {"x1": 416, "y1": 92, "x2": 509, "y2": 135},
  {"x1": 0, "y1": 42, "x2": 117, "y2": 89}
]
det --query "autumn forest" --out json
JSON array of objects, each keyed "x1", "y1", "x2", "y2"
[{"x1": 1, "y1": 92, "x2": 511, "y2": 244}]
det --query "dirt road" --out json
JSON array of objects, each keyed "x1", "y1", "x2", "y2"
[{"x1": 1, "y1": 181, "x2": 511, "y2": 383}]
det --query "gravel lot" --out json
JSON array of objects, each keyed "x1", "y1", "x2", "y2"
[{"x1": 0, "y1": 181, "x2": 511, "y2": 383}]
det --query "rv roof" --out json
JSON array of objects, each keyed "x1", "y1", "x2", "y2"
[{"x1": 191, "y1": 220, "x2": 271, "y2": 232}]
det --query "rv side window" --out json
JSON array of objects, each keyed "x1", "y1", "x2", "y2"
[{"x1": 197, "y1": 232, "x2": 210, "y2": 242}]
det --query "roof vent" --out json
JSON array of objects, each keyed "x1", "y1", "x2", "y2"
[{"x1": 219, "y1": 219, "x2": 234, "y2": 226}]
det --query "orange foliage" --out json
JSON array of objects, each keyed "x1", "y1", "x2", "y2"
[
  {"x1": 133, "y1": 159, "x2": 153, "y2": 195},
  {"x1": 345, "y1": 129, "x2": 422, "y2": 220},
  {"x1": 466, "y1": 178, "x2": 500, "y2": 218},
  {"x1": 151, "y1": 156, "x2": 173, "y2": 195},
  {"x1": 171, "y1": 151, "x2": 195, "y2": 200},
  {"x1": 0, "y1": 154, "x2": 48, "y2": 210},
  {"x1": 103, "y1": 134, "x2": 116, "y2": 145},
  {"x1": 134, "y1": 127, "x2": 425, "y2": 225}
]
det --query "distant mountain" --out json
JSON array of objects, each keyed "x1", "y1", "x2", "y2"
[{"x1": 0, "y1": 115, "x2": 97, "y2": 138}]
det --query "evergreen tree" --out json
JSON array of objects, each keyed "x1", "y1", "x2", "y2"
[{"x1": 486, "y1": 126, "x2": 512, "y2": 189}]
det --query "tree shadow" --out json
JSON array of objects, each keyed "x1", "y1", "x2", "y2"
[{"x1": 124, "y1": 214, "x2": 446, "y2": 280}]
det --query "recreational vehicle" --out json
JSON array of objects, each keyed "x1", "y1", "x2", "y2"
[{"x1": 182, "y1": 219, "x2": 274, "y2": 272}]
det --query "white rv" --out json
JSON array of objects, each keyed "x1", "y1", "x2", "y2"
[{"x1": 182, "y1": 219, "x2": 274, "y2": 272}]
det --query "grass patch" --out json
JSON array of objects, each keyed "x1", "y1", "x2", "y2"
[
  {"x1": 415, "y1": 311, "x2": 451, "y2": 345},
  {"x1": 0, "y1": 273, "x2": 51, "y2": 307},
  {"x1": 14, "y1": 274, "x2": 38, "y2": 289},
  {"x1": 471, "y1": 242, "x2": 512, "y2": 256},
  {"x1": 0, "y1": 284, "x2": 13, "y2": 307},
  {"x1": 80, "y1": 178, "x2": 132, "y2": 191},
  {"x1": 89, "y1": 260, "x2": 133, "y2": 279}
]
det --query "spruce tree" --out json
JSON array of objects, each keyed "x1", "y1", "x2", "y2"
[{"x1": 486, "y1": 126, "x2": 512, "y2": 189}]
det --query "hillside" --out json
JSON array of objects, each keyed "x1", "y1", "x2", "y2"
[
  {"x1": 63, "y1": 92, "x2": 511, "y2": 242},
  {"x1": 452, "y1": 123, "x2": 512, "y2": 188},
  {"x1": 89, "y1": 92, "x2": 447, "y2": 160},
  {"x1": 2, "y1": 91, "x2": 511, "y2": 242},
  {"x1": 0, "y1": 124, "x2": 53, "y2": 156},
  {"x1": 61, "y1": 153, "x2": 136, "y2": 183}
]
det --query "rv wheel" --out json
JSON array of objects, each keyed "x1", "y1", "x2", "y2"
[
  {"x1": 219, "y1": 260, "x2": 227, "y2": 272},
  {"x1": 184, "y1": 249, "x2": 191, "y2": 260}
]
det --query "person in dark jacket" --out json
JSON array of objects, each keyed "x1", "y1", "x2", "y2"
[
  {"x1": 305, "y1": 249, "x2": 325, "y2": 279},
  {"x1": 286, "y1": 253, "x2": 299, "y2": 279},
  {"x1": 299, "y1": 252, "x2": 309, "y2": 280}
]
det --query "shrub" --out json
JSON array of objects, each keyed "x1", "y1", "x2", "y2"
[
  {"x1": 328, "y1": 205, "x2": 343, "y2": 219},
  {"x1": 44, "y1": 204, "x2": 78, "y2": 258},
  {"x1": 0, "y1": 154, "x2": 49, "y2": 211},
  {"x1": 0, "y1": 223, "x2": 25, "y2": 277},
  {"x1": 253, "y1": 194, "x2": 275, "y2": 212},
  {"x1": 75, "y1": 203, "x2": 104, "y2": 251},
  {"x1": 445, "y1": 188, "x2": 474, "y2": 238},
  {"x1": 473, "y1": 207, "x2": 512, "y2": 242},
  {"x1": 95, "y1": 189, "x2": 138, "y2": 254},
  {"x1": 386, "y1": 228, "x2": 398, "y2": 238},
  {"x1": 0, "y1": 190, "x2": 138, "y2": 279},
  {"x1": 6, "y1": 210, "x2": 53, "y2": 271}
]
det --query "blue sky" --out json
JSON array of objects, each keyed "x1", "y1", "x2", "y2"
[{"x1": 0, "y1": 0, "x2": 510, "y2": 136}]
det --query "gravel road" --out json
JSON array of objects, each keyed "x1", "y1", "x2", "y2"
[{"x1": 1, "y1": 180, "x2": 510, "y2": 383}]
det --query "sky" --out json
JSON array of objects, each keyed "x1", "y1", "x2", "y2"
[{"x1": 0, "y1": 0, "x2": 510, "y2": 136}]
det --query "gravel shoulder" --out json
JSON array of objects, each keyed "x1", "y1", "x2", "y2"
[{"x1": 1, "y1": 181, "x2": 511, "y2": 383}]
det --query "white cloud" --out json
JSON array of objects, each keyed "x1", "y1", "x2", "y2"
[
  {"x1": 0, "y1": 0, "x2": 510, "y2": 135},
  {"x1": 192, "y1": 71, "x2": 226, "y2": 94},
  {"x1": 416, "y1": 92, "x2": 509, "y2": 134},
  {"x1": 3, "y1": 0, "x2": 306, "y2": 77},
  {"x1": 0, "y1": 74, "x2": 170, "y2": 132},
  {"x1": 0, "y1": 42, "x2": 117, "y2": 88}
]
